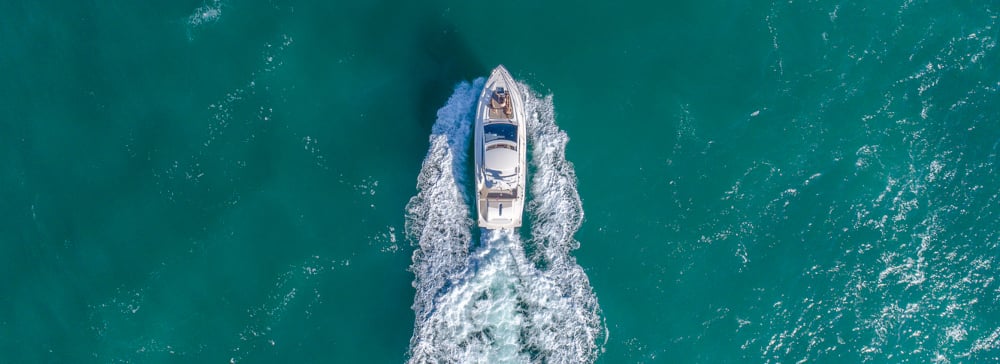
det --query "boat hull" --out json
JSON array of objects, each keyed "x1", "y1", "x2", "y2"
[{"x1": 474, "y1": 65, "x2": 527, "y2": 229}]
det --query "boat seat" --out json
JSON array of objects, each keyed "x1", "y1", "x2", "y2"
[{"x1": 490, "y1": 88, "x2": 508, "y2": 110}]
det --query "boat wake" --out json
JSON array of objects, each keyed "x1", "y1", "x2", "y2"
[{"x1": 406, "y1": 80, "x2": 604, "y2": 363}]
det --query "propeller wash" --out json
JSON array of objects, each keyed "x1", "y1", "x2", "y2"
[{"x1": 405, "y1": 79, "x2": 605, "y2": 363}]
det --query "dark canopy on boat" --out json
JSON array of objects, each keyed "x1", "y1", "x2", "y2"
[{"x1": 484, "y1": 123, "x2": 517, "y2": 142}]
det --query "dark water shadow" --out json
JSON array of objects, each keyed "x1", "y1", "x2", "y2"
[
  {"x1": 403, "y1": 18, "x2": 485, "y2": 245},
  {"x1": 408, "y1": 19, "x2": 485, "y2": 131}
]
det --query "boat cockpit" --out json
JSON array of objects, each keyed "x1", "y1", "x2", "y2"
[{"x1": 488, "y1": 87, "x2": 514, "y2": 119}]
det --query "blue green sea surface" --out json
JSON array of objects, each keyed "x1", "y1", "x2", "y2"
[{"x1": 2, "y1": 0, "x2": 999, "y2": 362}]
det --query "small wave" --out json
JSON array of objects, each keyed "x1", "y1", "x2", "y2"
[
  {"x1": 228, "y1": 255, "x2": 338, "y2": 363},
  {"x1": 153, "y1": 35, "x2": 291, "y2": 204},
  {"x1": 188, "y1": 0, "x2": 223, "y2": 29}
]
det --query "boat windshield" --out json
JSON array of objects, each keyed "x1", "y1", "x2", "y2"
[
  {"x1": 484, "y1": 123, "x2": 517, "y2": 141},
  {"x1": 487, "y1": 191, "x2": 517, "y2": 199}
]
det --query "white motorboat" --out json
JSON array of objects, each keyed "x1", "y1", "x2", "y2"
[{"x1": 474, "y1": 65, "x2": 527, "y2": 229}]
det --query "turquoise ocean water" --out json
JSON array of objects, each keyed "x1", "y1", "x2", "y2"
[{"x1": 3, "y1": 0, "x2": 999, "y2": 362}]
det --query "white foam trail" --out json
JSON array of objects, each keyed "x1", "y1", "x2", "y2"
[
  {"x1": 406, "y1": 79, "x2": 483, "y2": 330},
  {"x1": 407, "y1": 81, "x2": 604, "y2": 363},
  {"x1": 520, "y1": 85, "x2": 605, "y2": 362},
  {"x1": 409, "y1": 229, "x2": 532, "y2": 363}
]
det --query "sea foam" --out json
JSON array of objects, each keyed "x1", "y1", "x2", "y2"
[{"x1": 406, "y1": 80, "x2": 604, "y2": 363}]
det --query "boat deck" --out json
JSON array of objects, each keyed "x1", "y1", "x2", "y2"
[
  {"x1": 488, "y1": 105, "x2": 513, "y2": 120},
  {"x1": 487, "y1": 88, "x2": 514, "y2": 120}
]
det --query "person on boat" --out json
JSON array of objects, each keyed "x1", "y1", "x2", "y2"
[{"x1": 491, "y1": 88, "x2": 508, "y2": 109}]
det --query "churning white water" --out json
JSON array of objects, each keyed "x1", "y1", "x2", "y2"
[{"x1": 406, "y1": 80, "x2": 604, "y2": 363}]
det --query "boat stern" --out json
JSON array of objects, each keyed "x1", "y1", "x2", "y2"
[{"x1": 477, "y1": 197, "x2": 523, "y2": 229}]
